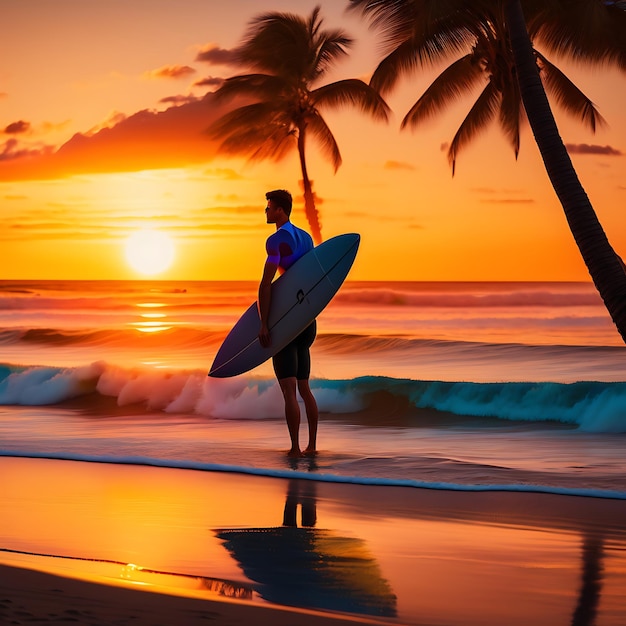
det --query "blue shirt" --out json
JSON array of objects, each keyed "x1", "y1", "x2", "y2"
[{"x1": 265, "y1": 222, "x2": 314, "y2": 272}]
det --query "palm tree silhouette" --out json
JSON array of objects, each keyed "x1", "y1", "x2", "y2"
[
  {"x1": 208, "y1": 6, "x2": 390, "y2": 244},
  {"x1": 349, "y1": 0, "x2": 626, "y2": 342}
]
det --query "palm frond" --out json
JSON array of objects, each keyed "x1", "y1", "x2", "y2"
[
  {"x1": 348, "y1": 0, "x2": 423, "y2": 49},
  {"x1": 351, "y1": 2, "x2": 480, "y2": 95},
  {"x1": 498, "y1": 76, "x2": 522, "y2": 159},
  {"x1": 348, "y1": 0, "x2": 478, "y2": 60},
  {"x1": 536, "y1": 52, "x2": 607, "y2": 132},
  {"x1": 348, "y1": 0, "x2": 467, "y2": 48},
  {"x1": 312, "y1": 79, "x2": 390, "y2": 121},
  {"x1": 402, "y1": 55, "x2": 484, "y2": 129},
  {"x1": 308, "y1": 5, "x2": 322, "y2": 38},
  {"x1": 448, "y1": 81, "x2": 500, "y2": 174},
  {"x1": 314, "y1": 31, "x2": 354, "y2": 78},
  {"x1": 245, "y1": 124, "x2": 296, "y2": 162},
  {"x1": 237, "y1": 11, "x2": 315, "y2": 78},
  {"x1": 306, "y1": 112, "x2": 342, "y2": 172},
  {"x1": 213, "y1": 74, "x2": 290, "y2": 102},
  {"x1": 208, "y1": 102, "x2": 277, "y2": 138},
  {"x1": 368, "y1": 40, "x2": 427, "y2": 95},
  {"x1": 208, "y1": 102, "x2": 295, "y2": 162},
  {"x1": 368, "y1": 36, "x2": 474, "y2": 95},
  {"x1": 529, "y1": 0, "x2": 626, "y2": 70},
  {"x1": 215, "y1": 119, "x2": 295, "y2": 163}
]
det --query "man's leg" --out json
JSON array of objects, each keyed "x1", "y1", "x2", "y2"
[
  {"x1": 297, "y1": 378, "x2": 318, "y2": 454},
  {"x1": 278, "y1": 376, "x2": 302, "y2": 457}
]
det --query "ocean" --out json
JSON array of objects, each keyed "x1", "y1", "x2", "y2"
[{"x1": 1, "y1": 279, "x2": 625, "y2": 497}]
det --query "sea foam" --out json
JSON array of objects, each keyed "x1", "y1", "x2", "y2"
[{"x1": 1, "y1": 362, "x2": 625, "y2": 432}]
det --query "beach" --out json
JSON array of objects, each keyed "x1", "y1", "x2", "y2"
[
  {"x1": 3, "y1": 457, "x2": 626, "y2": 626},
  {"x1": 0, "y1": 562, "x2": 375, "y2": 626},
  {"x1": 1, "y1": 279, "x2": 626, "y2": 624},
  {"x1": 4, "y1": 0, "x2": 626, "y2": 620}
]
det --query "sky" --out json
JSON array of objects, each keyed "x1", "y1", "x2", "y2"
[{"x1": 1, "y1": 0, "x2": 625, "y2": 281}]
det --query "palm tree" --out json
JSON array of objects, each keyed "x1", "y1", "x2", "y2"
[
  {"x1": 348, "y1": 0, "x2": 626, "y2": 342},
  {"x1": 208, "y1": 6, "x2": 390, "y2": 244}
]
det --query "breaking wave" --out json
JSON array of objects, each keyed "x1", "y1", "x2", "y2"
[{"x1": 1, "y1": 361, "x2": 625, "y2": 433}]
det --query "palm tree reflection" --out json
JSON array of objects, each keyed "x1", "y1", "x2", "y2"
[
  {"x1": 215, "y1": 479, "x2": 396, "y2": 617},
  {"x1": 571, "y1": 533, "x2": 605, "y2": 626}
]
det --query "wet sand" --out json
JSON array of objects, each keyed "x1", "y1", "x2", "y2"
[
  {"x1": 2, "y1": 457, "x2": 626, "y2": 625},
  {"x1": 0, "y1": 563, "x2": 380, "y2": 625}
]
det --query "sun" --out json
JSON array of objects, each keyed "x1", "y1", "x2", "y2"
[{"x1": 124, "y1": 229, "x2": 175, "y2": 276}]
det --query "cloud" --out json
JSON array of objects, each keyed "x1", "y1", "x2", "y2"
[
  {"x1": 566, "y1": 143, "x2": 622, "y2": 156},
  {"x1": 214, "y1": 193, "x2": 242, "y2": 202},
  {"x1": 342, "y1": 209, "x2": 413, "y2": 223},
  {"x1": 471, "y1": 186, "x2": 534, "y2": 204},
  {"x1": 194, "y1": 75, "x2": 225, "y2": 90},
  {"x1": 384, "y1": 160, "x2": 416, "y2": 171},
  {"x1": 145, "y1": 65, "x2": 197, "y2": 80},
  {"x1": 4, "y1": 120, "x2": 31, "y2": 134},
  {"x1": 41, "y1": 120, "x2": 72, "y2": 135},
  {"x1": 0, "y1": 92, "x2": 239, "y2": 181},
  {"x1": 1, "y1": 138, "x2": 54, "y2": 162},
  {"x1": 159, "y1": 94, "x2": 200, "y2": 106},
  {"x1": 195, "y1": 43, "x2": 239, "y2": 66},
  {"x1": 203, "y1": 167, "x2": 244, "y2": 180},
  {"x1": 480, "y1": 198, "x2": 534, "y2": 204},
  {"x1": 3, "y1": 119, "x2": 71, "y2": 139},
  {"x1": 0, "y1": 203, "x2": 261, "y2": 242},
  {"x1": 85, "y1": 111, "x2": 128, "y2": 136}
]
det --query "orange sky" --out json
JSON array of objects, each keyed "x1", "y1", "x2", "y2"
[{"x1": 1, "y1": 0, "x2": 625, "y2": 281}]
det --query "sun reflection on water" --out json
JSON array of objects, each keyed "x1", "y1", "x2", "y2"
[{"x1": 132, "y1": 302, "x2": 173, "y2": 333}]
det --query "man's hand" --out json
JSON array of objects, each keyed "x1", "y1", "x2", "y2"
[
  {"x1": 258, "y1": 260, "x2": 277, "y2": 349},
  {"x1": 258, "y1": 322, "x2": 271, "y2": 348}
]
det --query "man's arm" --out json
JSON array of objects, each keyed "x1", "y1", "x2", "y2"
[{"x1": 258, "y1": 260, "x2": 278, "y2": 347}]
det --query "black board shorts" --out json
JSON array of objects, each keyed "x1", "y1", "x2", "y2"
[{"x1": 272, "y1": 321, "x2": 317, "y2": 381}]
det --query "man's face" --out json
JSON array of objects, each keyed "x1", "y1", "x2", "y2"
[{"x1": 265, "y1": 199, "x2": 282, "y2": 224}]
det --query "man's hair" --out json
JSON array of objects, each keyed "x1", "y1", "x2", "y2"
[{"x1": 266, "y1": 189, "x2": 292, "y2": 216}]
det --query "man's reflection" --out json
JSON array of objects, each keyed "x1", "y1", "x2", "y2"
[
  {"x1": 282, "y1": 478, "x2": 317, "y2": 528},
  {"x1": 215, "y1": 478, "x2": 396, "y2": 617}
]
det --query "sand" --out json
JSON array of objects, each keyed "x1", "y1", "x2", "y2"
[
  {"x1": 0, "y1": 563, "x2": 378, "y2": 625},
  {"x1": 2, "y1": 456, "x2": 626, "y2": 626}
]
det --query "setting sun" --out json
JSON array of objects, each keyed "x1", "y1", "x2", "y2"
[{"x1": 124, "y1": 229, "x2": 175, "y2": 276}]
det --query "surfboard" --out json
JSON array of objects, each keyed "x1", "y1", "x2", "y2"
[{"x1": 208, "y1": 232, "x2": 360, "y2": 378}]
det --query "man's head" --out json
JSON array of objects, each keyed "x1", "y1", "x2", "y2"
[{"x1": 265, "y1": 189, "x2": 292, "y2": 217}]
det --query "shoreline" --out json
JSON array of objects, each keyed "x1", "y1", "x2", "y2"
[{"x1": 2, "y1": 449, "x2": 626, "y2": 501}]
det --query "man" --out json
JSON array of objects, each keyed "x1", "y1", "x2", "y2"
[{"x1": 258, "y1": 189, "x2": 319, "y2": 458}]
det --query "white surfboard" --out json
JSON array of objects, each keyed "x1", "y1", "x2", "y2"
[{"x1": 208, "y1": 233, "x2": 360, "y2": 378}]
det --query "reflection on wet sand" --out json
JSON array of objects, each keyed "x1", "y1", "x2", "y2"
[
  {"x1": 571, "y1": 533, "x2": 604, "y2": 626},
  {"x1": 216, "y1": 479, "x2": 397, "y2": 618},
  {"x1": 0, "y1": 546, "x2": 254, "y2": 600}
]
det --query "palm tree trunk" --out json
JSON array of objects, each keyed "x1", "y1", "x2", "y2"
[
  {"x1": 297, "y1": 127, "x2": 322, "y2": 244},
  {"x1": 504, "y1": 0, "x2": 626, "y2": 343}
]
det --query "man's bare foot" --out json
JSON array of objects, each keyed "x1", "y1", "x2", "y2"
[
  {"x1": 303, "y1": 447, "x2": 317, "y2": 456},
  {"x1": 287, "y1": 448, "x2": 304, "y2": 458}
]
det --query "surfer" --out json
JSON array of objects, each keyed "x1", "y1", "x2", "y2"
[{"x1": 258, "y1": 189, "x2": 319, "y2": 458}]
